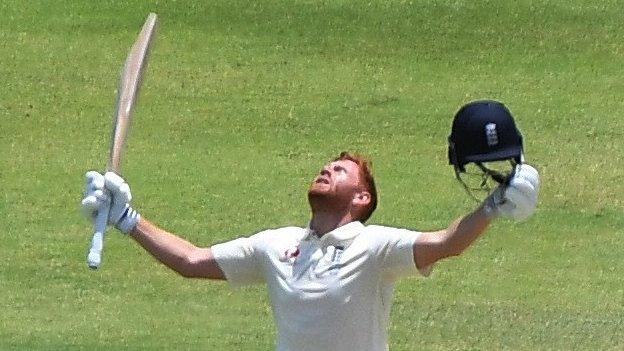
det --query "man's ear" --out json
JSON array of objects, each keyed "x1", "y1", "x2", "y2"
[{"x1": 352, "y1": 191, "x2": 371, "y2": 207}]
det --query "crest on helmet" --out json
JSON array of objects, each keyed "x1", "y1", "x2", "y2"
[{"x1": 485, "y1": 123, "x2": 498, "y2": 146}]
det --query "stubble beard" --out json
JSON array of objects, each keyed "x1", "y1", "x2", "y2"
[{"x1": 307, "y1": 185, "x2": 351, "y2": 215}]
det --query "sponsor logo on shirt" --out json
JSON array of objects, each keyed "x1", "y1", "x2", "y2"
[{"x1": 281, "y1": 246, "x2": 300, "y2": 263}]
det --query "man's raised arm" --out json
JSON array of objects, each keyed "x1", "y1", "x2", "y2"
[{"x1": 413, "y1": 164, "x2": 540, "y2": 271}]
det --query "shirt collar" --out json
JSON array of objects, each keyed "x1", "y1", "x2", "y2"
[{"x1": 304, "y1": 221, "x2": 365, "y2": 249}]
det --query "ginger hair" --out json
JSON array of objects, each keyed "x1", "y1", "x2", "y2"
[{"x1": 334, "y1": 152, "x2": 378, "y2": 222}]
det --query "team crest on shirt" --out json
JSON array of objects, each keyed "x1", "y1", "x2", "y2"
[{"x1": 328, "y1": 245, "x2": 344, "y2": 275}]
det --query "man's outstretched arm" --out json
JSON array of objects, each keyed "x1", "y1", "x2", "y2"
[
  {"x1": 413, "y1": 205, "x2": 492, "y2": 271},
  {"x1": 413, "y1": 164, "x2": 540, "y2": 271},
  {"x1": 131, "y1": 218, "x2": 226, "y2": 280},
  {"x1": 81, "y1": 171, "x2": 226, "y2": 280}
]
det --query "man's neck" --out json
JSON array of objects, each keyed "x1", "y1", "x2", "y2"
[{"x1": 309, "y1": 211, "x2": 355, "y2": 237}]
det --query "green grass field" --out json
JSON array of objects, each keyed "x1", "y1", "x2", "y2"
[{"x1": 2, "y1": 1, "x2": 623, "y2": 349}]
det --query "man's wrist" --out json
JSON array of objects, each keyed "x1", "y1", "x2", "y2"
[
  {"x1": 116, "y1": 206, "x2": 141, "y2": 234},
  {"x1": 481, "y1": 187, "x2": 503, "y2": 220},
  {"x1": 481, "y1": 199, "x2": 500, "y2": 220}
]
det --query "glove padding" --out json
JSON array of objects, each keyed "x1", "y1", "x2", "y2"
[
  {"x1": 484, "y1": 164, "x2": 540, "y2": 221},
  {"x1": 81, "y1": 171, "x2": 140, "y2": 233}
]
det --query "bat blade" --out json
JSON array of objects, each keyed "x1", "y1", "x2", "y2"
[
  {"x1": 87, "y1": 13, "x2": 159, "y2": 270},
  {"x1": 108, "y1": 12, "x2": 158, "y2": 173}
]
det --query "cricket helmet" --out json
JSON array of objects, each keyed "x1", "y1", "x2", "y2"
[{"x1": 448, "y1": 100, "x2": 523, "y2": 172}]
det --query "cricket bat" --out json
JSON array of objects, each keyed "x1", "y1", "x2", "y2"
[{"x1": 87, "y1": 13, "x2": 159, "y2": 269}]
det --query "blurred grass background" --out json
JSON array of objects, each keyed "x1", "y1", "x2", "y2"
[{"x1": 1, "y1": 0, "x2": 623, "y2": 349}]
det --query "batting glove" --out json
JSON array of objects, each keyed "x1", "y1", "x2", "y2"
[
  {"x1": 483, "y1": 164, "x2": 540, "y2": 221},
  {"x1": 81, "y1": 171, "x2": 141, "y2": 233}
]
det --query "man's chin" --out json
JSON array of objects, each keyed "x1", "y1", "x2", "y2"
[
  {"x1": 307, "y1": 187, "x2": 332, "y2": 205},
  {"x1": 308, "y1": 188, "x2": 327, "y2": 199}
]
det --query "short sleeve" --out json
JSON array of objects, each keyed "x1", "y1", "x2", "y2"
[
  {"x1": 211, "y1": 236, "x2": 264, "y2": 288},
  {"x1": 366, "y1": 225, "x2": 430, "y2": 281}
]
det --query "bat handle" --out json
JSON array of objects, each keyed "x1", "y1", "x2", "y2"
[{"x1": 87, "y1": 199, "x2": 111, "y2": 269}]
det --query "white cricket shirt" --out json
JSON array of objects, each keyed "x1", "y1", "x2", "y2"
[{"x1": 211, "y1": 221, "x2": 427, "y2": 351}]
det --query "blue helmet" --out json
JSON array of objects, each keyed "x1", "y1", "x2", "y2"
[{"x1": 448, "y1": 100, "x2": 523, "y2": 173}]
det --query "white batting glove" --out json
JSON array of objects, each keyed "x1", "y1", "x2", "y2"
[
  {"x1": 80, "y1": 171, "x2": 140, "y2": 233},
  {"x1": 483, "y1": 164, "x2": 540, "y2": 221},
  {"x1": 103, "y1": 172, "x2": 141, "y2": 234}
]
